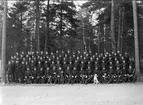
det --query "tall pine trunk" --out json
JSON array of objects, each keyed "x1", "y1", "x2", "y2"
[
  {"x1": 45, "y1": 0, "x2": 50, "y2": 52},
  {"x1": 35, "y1": 0, "x2": 40, "y2": 51},
  {"x1": 132, "y1": 0, "x2": 140, "y2": 81},
  {"x1": 82, "y1": 15, "x2": 87, "y2": 52},
  {"x1": 110, "y1": 0, "x2": 116, "y2": 52},
  {"x1": 60, "y1": 0, "x2": 63, "y2": 36},
  {"x1": 117, "y1": 4, "x2": 122, "y2": 52},
  {"x1": 1, "y1": 0, "x2": 7, "y2": 84},
  {"x1": 120, "y1": 6, "x2": 124, "y2": 54},
  {"x1": 103, "y1": 24, "x2": 106, "y2": 53}
]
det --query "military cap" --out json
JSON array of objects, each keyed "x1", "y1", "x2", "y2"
[
  {"x1": 27, "y1": 67, "x2": 30, "y2": 70},
  {"x1": 109, "y1": 66, "x2": 113, "y2": 69},
  {"x1": 116, "y1": 67, "x2": 120, "y2": 70},
  {"x1": 95, "y1": 53, "x2": 98, "y2": 56},
  {"x1": 96, "y1": 57, "x2": 99, "y2": 60},
  {"x1": 77, "y1": 57, "x2": 79, "y2": 60},
  {"x1": 34, "y1": 67, "x2": 37, "y2": 70},
  {"x1": 28, "y1": 51, "x2": 30, "y2": 55},
  {"x1": 59, "y1": 67, "x2": 62, "y2": 70},
  {"x1": 12, "y1": 60, "x2": 14, "y2": 63},
  {"x1": 26, "y1": 54, "x2": 29, "y2": 58},
  {"x1": 63, "y1": 61, "x2": 66, "y2": 64},
  {"x1": 75, "y1": 60, "x2": 77, "y2": 63},
  {"x1": 11, "y1": 56, "x2": 14, "y2": 60},
  {"x1": 88, "y1": 66, "x2": 90, "y2": 69},
  {"x1": 57, "y1": 61, "x2": 60, "y2": 64},
  {"x1": 36, "y1": 51, "x2": 39, "y2": 54},
  {"x1": 59, "y1": 55, "x2": 62, "y2": 58},
  {"x1": 14, "y1": 55, "x2": 16, "y2": 59},
  {"x1": 88, "y1": 61, "x2": 90, "y2": 64},
  {"x1": 52, "y1": 61, "x2": 54, "y2": 64},
  {"x1": 65, "y1": 54, "x2": 67, "y2": 58},
  {"x1": 67, "y1": 50, "x2": 70, "y2": 54},
  {"x1": 129, "y1": 65, "x2": 132, "y2": 69},
  {"x1": 56, "y1": 50, "x2": 59, "y2": 53},
  {"x1": 83, "y1": 57, "x2": 86, "y2": 60},
  {"x1": 38, "y1": 61, "x2": 41, "y2": 64},
  {"x1": 61, "y1": 50, "x2": 64, "y2": 54},
  {"x1": 63, "y1": 57, "x2": 66, "y2": 61},
  {"x1": 21, "y1": 52, "x2": 24, "y2": 55},
  {"x1": 8, "y1": 61, "x2": 11, "y2": 65},
  {"x1": 31, "y1": 60, "x2": 34, "y2": 63},
  {"x1": 123, "y1": 60, "x2": 125, "y2": 63},
  {"x1": 116, "y1": 60, "x2": 119, "y2": 63},
  {"x1": 41, "y1": 51, "x2": 44, "y2": 54},
  {"x1": 95, "y1": 61, "x2": 97, "y2": 64},
  {"x1": 115, "y1": 57, "x2": 117, "y2": 61},
  {"x1": 16, "y1": 52, "x2": 19, "y2": 55},
  {"x1": 16, "y1": 60, "x2": 19, "y2": 64},
  {"x1": 22, "y1": 61, "x2": 25, "y2": 64},
  {"x1": 20, "y1": 54, "x2": 23, "y2": 58},
  {"x1": 69, "y1": 61, "x2": 72, "y2": 64},
  {"x1": 45, "y1": 60, "x2": 48, "y2": 63},
  {"x1": 45, "y1": 51, "x2": 48, "y2": 54},
  {"x1": 73, "y1": 54, "x2": 75, "y2": 58},
  {"x1": 81, "y1": 61, "x2": 84, "y2": 64}
]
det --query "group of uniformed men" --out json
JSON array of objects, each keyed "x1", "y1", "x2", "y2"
[{"x1": 6, "y1": 50, "x2": 136, "y2": 84}]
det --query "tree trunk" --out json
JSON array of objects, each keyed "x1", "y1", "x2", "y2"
[
  {"x1": 35, "y1": 0, "x2": 40, "y2": 51},
  {"x1": 60, "y1": 0, "x2": 63, "y2": 36},
  {"x1": 45, "y1": 0, "x2": 50, "y2": 52},
  {"x1": 82, "y1": 17, "x2": 87, "y2": 52},
  {"x1": 1, "y1": 0, "x2": 7, "y2": 84},
  {"x1": 98, "y1": 26, "x2": 100, "y2": 54},
  {"x1": 110, "y1": 0, "x2": 116, "y2": 52},
  {"x1": 132, "y1": 0, "x2": 140, "y2": 81},
  {"x1": 117, "y1": 4, "x2": 121, "y2": 52},
  {"x1": 120, "y1": 6, "x2": 124, "y2": 54},
  {"x1": 103, "y1": 24, "x2": 106, "y2": 53}
]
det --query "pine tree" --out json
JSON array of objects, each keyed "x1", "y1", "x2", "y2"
[{"x1": 132, "y1": 0, "x2": 140, "y2": 81}]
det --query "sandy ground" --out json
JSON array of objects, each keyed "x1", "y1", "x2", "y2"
[{"x1": 1, "y1": 83, "x2": 143, "y2": 105}]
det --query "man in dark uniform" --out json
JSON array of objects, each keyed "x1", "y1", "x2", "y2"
[
  {"x1": 24, "y1": 67, "x2": 31, "y2": 83},
  {"x1": 45, "y1": 67, "x2": 52, "y2": 84},
  {"x1": 127, "y1": 64, "x2": 136, "y2": 82},
  {"x1": 79, "y1": 66, "x2": 84, "y2": 84},
  {"x1": 60, "y1": 67, "x2": 65, "y2": 84},
  {"x1": 39, "y1": 68, "x2": 44, "y2": 83},
  {"x1": 19, "y1": 60, "x2": 26, "y2": 83},
  {"x1": 108, "y1": 65, "x2": 115, "y2": 83},
  {"x1": 115, "y1": 60, "x2": 121, "y2": 83},
  {"x1": 6, "y1": 61, "x2": 12, "y2": 83},
  {"x1": 15, "y1": 58, "x2": 20, "y2": 83},
  {"x1": 86, "y1": 66, "x2": 93, "y2": 84},
  {"x1": 52, "y1": 66, "x2": 57, "y2": 84},
  {"x1": 32, "y1": 67, "x2": 37, "y2": 83}
]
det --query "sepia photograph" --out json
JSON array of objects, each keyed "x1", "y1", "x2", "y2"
[{"x1": 0, "y1": 0, "x2": 143, "y2": 105}]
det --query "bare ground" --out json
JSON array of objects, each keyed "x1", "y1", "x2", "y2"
[{"x1": 1, "y1": 83, "x2": 143, "y2": 105}]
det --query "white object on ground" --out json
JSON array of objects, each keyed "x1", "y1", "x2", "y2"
[{"x1": 93, "y1": 74, "x2": 100, "y2": 84}]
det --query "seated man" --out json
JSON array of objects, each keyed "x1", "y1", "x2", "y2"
[{"x1": 93, "y1": 73, "x2": 100, "y2": 84}]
